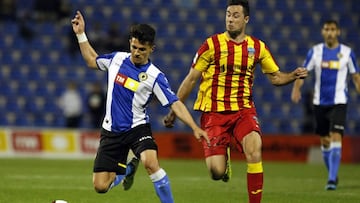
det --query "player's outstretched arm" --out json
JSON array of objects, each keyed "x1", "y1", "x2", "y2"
[
  {"x1": 266, "y1": 67, "x2": 308, "y2": 86},
  {"x1": 291, "y1": 79, "x2": 305, "y2": 103},
  {"x1": 163, "y1": 68, "x2": 202, "y2": 128},
  {"x1": 71, "y1": 10, "x2": 98, "y2": 69},
  {"x1": 352, "y1": 73, "x2": 360, "y2": 93},
  {"x1": 170, "y1": 101, "x2": 210, "y2": 145}
]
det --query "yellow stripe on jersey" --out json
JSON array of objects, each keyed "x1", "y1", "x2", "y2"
[
  {"x1": 124, "y1": 77, "x2": 139, "y2": 92},
  {"x1": 115, "y1": 73, "x2": 140, "y2": 92}
]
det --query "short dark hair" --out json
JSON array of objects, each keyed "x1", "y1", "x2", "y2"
[
  {"x1": 227, "y1": 0, "x2": 250, "y2": 17},
  {"x1": 129, "y1": 23, "x2": 156, "y2": 45},
  {"x1": 323, "y1": 19, "x2": 339, "y2": 28}
]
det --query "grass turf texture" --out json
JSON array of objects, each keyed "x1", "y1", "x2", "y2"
[{"x1": 0, "y1": 158, "x2": 359, "y2": 203}]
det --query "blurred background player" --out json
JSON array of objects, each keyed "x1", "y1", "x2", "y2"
[
  {"x1": 86, "y1": 82, "x2": 106, "y2": 129},
  {"x1": 163, "y1": 0, "x2": 308, "y2": 202},
  {"x1": 291, "y1": 20, "x2": 360, "y2": 190},
  {"x1": 71, "y1": 10, "x2": 209, "y2": 203},
  {"x1": 58, "y1": 81, "x2": 83, "y2": 128}
]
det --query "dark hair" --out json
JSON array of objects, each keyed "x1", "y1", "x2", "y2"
[
  {"x1": 323, "y1": 19, "x2": 339, "y2": 28},
  {"x1": 129, "y1": 23, "x2": 156, "y2": 45},
  {"x1": 227, "y1": 0, "x2": 250, "y2": 17}
]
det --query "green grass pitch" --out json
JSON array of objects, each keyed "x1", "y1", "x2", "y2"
[{"x1": 0, "y1": 158, "x2": 359, "y2": 203}]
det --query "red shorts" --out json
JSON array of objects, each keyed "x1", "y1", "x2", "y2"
[{"x1": 200, "y1": 108, "x2": 261, "y2": 157}]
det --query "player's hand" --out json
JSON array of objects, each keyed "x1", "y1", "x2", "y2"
[
  {"x1": 193, "y1": 127, "x2": 210, "y2": 146},
  {"x1": 71, "y1": 10, "x2": 85, "y2": 34},
  {"x1": 163, "y1": 110, "x2": 176, "y2": 128},
  {"x1": 294, "y1": 67, "x2": 308, "y2": 79}
]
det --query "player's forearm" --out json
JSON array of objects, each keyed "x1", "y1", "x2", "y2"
[
  {"x1": 78, "y1": 41, "x2": 98, "y2": 69},
  {"x1": 270, "y1": 68, "x2": 307, "y2": 86},
  {"x1": 293, "y1": 78, "x2": 304, "y2": 91},
  {"x1": 269, "y1": 71, "x2": 297, "y2": 86},
  {"x1": 171, "y1": 101, "x2": 198, "y2": 130},
  {"x1": 177, "y1": 76, "x2": 196, "y2": 102},
  {"x1": 177, "y1": 68, "x2": 201, "y2": 102},
  {"x1": 352, "y1": 73, "x2": 360, "y2": 93}
]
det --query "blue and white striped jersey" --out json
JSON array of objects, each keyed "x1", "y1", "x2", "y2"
[
  {"x1": 303, "y1": 43, "x2": 359, "y2": 105},
  {"x1": 96, "y1": 52, "x2": 178, "y2": 133}
]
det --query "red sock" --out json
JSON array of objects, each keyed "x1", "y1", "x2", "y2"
[{"x1": 247, "y1": 172, "x2": 263, "y2": 203}]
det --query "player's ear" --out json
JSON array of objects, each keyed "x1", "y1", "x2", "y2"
[
  {"x1": 244, "y1": 16, "x2": 249, "y2": 24},
  {"x1": 151, "y1": 45, "x2": 155, "y2": 53}
]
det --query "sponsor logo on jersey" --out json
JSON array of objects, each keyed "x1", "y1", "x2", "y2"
[
  {"x1": 115, "y1": 73, "x2": 139, "y2": 92},
  {"x1": 321, "y1": 60, "x2": 340, "y2": 69}
]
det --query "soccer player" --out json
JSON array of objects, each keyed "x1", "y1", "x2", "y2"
[
  {"x1": 163, "y1": 0, "x2": 308, "y2": 202},
  {"x1": 71, "y1": 10, "x2": 209, "y2": 203},
  {"x1": 291, "y1": 20, "x2": 360, "y2": 190}
]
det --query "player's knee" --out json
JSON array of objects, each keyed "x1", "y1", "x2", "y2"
[
  {"x1": 210, "y1": 169, "x2": 225, "y2": 180},
  {"x1": 143, "y1": 160, "x2": 160, "y2": 174},
  {"x1": 211, "y1": 174, "x2": 223, "y2": 180},
  {"x1": 93, "y1": 182, "x2": 109, "y2": 193},
  {"x1": 244, "y1": 150, "x2": 261, "y2": 163}
]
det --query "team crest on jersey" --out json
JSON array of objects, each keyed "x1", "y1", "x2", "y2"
[
  {"x1": 138, "y1": 72, "x2": 148, "y2": 81},
  {"x1": 337, "y1": 53, "x2": 343, "y2": 59},
  {"x1": 248, "y1": 47, "x2": 255, "y2": 58}
]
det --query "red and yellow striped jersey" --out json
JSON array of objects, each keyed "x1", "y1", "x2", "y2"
[{"x1": 191, "y1": 32, "x2": 279, "y2": 112}]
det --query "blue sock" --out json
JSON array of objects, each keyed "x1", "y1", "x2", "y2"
[
  {"x1": 328, "y1": 143, "x2": 342, "y2": 182},
  {"x1": 109, "y1": 163, "x2": 133, "y2": 189},
  {"x1": 109, "y1": 174, "x2": 125, "y2": 189},
  {"x1": 321, "y1": 146, "x2": 331, "y2": 171},
  {"x1": 150, "y1": 169, "x2": 174, "y2": 203}
]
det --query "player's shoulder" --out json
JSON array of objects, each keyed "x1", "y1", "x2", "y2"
[
  {"x1": 209, "y1": 32, "x2": 222, "y2": 39},
  {"x1": 146, "y1": 63, "x2": 163, "y2": 77},
  {"x1": 247, "y1": 35, "x2": 261, "y2": 42},
  {"x1": 204, "y1": 32, "x2": 226, "y2": 43},
  {"x1": 113, "y1": 51, "x2": 131, "y2": 60},
  {"x1": 97, "y1": 51, "x2": 129, "y2": 61},
  {"x1": 246, "y1": 35, "x2": 267, "y2": 49},
  {"x1": 311, "y1": 43, "x2": 324, "y2": 52},
  {"x1": 105, "y1": 52, "x2": 130, "y2": 65},
  {"x1": 339, "y1": 43, "x2": 352, "y2": 51}
]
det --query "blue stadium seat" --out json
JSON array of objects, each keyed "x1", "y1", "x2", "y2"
[
  {"x1": 279, "y1": 119, "x2": 294, "y2": 134},
  {"x1": 291, "y1": 0, "x2": 312, "y2": 12},
  {"x1": 0, "y1": 0, "x2": 358, "y2": 132}
]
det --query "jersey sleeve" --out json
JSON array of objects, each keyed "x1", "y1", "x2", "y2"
[
  {"x1": 259, "y1": 44, "x2": 280, "y2": 73},
  {"x1": 303, "y1": 48, "x2": 315, "y2": 70},
  {"x1": 191, "y1": 39, "x2": 212, "y2": 72},
  {"x1": 348, "y1": 50, "x2": 360, "y2": 74},
  {"x1": 153, "y1": 73, "x2": 179, "y2": 107},
  {"x1": 96, "y1": 52, "x2": 117, "y2": 71}
]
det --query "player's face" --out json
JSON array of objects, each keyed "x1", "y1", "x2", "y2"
[
  {"x1": 321, "y1": 23, "x2": 340, "y2": 46},
  {"x1": 129, "y1": 37, "x2": 154, "y2": 66},
  {"x1": 225, "y1": 5, "x2": 249, "y2": 38}
]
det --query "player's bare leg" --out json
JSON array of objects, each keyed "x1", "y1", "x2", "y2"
[{"x1": 242, "y1": 131, "x2": 263, "y2": 203}]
